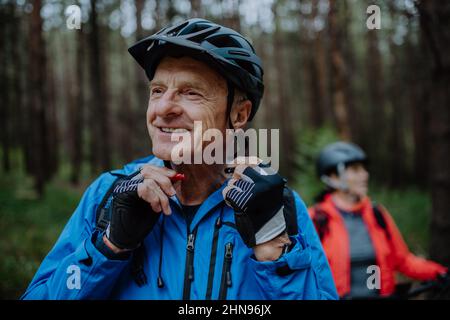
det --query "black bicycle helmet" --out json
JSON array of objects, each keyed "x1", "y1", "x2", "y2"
[
  {"x1": 128, "y1": 18, "x2": 264, "y2": 121},
  {"x1": 316, "y1": 141, "x2": 368, "y2": 177}
]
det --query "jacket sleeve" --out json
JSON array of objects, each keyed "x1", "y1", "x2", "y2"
[
  {"x1": 21, "y1": 173, "x2": 130, "y2": 300},
  {"x1": 380, "y1": 206, "x2": 447, "y2": 280},
  {"x1": 248, "y1": 192, "x2": 338, "y2": 300}
]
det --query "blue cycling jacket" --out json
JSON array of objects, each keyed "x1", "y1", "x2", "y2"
[{"x1": 21, "y1": 156, "x2": 338, "y2": 300}]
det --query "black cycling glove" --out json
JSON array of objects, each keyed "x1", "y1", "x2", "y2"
[
  {"x1": 106, "y1": 175, "x2": 161, "y2": 250},
  {"x1": 224, "y1": 166, "x2": 289, "y2": 248}
]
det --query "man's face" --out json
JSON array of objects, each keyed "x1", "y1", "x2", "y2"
[{"x1": 147, "y1": 56, "x2": 229, "y2": 161}]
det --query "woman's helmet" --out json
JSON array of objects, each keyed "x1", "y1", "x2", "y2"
[{"x1": 317, "y1": 141, "x2": 368, "y2": 178}]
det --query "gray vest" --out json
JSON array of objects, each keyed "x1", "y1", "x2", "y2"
[{"x1": 338, "y1": 208, "x2": 380, "y2": 299}]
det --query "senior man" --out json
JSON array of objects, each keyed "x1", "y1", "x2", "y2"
[{"x1": 22, "y1": 19, "x2": 337, "y2": 300}]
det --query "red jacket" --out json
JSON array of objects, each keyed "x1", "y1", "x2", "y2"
[{"x1": 308, "y1": 194, "x2": 447, "y2": 297}]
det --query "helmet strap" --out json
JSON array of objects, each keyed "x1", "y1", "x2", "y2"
[
  {"x1": 226, "y1": 81, "x2": 235, "y2": 129},
  {"x1": 320, "y1": 162, "x2": 349, "y2": 191}
]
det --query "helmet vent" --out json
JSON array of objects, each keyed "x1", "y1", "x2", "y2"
[
  {"x1": 166, "y1": 21, "x2": 189, "y2": 36},
  {"x1": 185, "y1": 26, "x2": 221, "y2": 43},
  {"x1": 207, "y1": 35, "x2": 242, "y2": 48},
  {"x1": 228, "y1": 50, "x2": 250, "y2": 57}
]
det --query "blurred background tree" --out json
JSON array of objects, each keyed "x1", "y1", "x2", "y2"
[{"x1": 0, "y1": 0, "x2": 448, "y2": 298}]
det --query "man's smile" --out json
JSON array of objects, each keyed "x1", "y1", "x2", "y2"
[{"x1": 158, "y1": 127, "x2": 189, "y2": 133}]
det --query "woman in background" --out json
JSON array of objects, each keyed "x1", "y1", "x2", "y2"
[{"x1": 308, "y1": 141, "x2": 447, "y2": 299}]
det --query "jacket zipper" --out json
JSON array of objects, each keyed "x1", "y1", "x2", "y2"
[
  {"x1": 218, "y1": 242, "x2": 233, "y2": 300},
  {"x1": 183, "y1": 230, "x2": 197, "y2": 299},
  {"x1": 205, "y1": 216, "x2": 222, "y2": 300},
  {"x1": 176, "y1": 199, "x2": 225, "y2": 300}
]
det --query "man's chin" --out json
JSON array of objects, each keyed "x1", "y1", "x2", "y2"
[{"x1": 152, "y1": 146, "x2": 174, "y2": 161}]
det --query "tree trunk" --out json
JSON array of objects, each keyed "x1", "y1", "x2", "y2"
[
  {"x1": 300, "y1": 0, "x2": 330, "y2": 129},
  {"x1": 134, "y1": 0, "x2": 151, "y2": 159},
  {"x1": 255, "y1": 31, "x2": 273, "y2": 130},
  {"x1": 65, "y1": 29, "x2": 84, "y2": 185},
  {"x1": 328, "y1": 0, "x2": 352, "y2": 140},
  {"x1": 28, "y1": 0, "x2": 49, "y2": 195},
  {"x1": 73, "y1": 30, "x2": 84, "y2": 184},
  {"x1": 0, "y1": 4, "x2": 11, "y2": 172},
  {"x1": 135, "y1": 0, "x2": 145, "y2": 40},
  {"x1": 410, "y1": 34, "x2": 430, "y2": 187},
  {"x1": 341, "y1": 0, "x2": 359, "y2": 140},
  {"x1": 89, "y1": 0, "x2": 111, "y2": 173},
  {"x1": 223, "y1": 0, "x2": 241, "y2": 32},
  {"x1": 119, "y1": 35, "x2": 135, "y2": 163},
  {"x1": 189, "y1": 0, "x2": 203, "y2": 17},
  {"x1": 273, "y1": 2, "x2": 296, "y2": 181},
  {"x1": 385, "y1": 8, "x2": 410, "y2": 187},
  {"x1": 166, "y1": 0, "x2": 177, "y2": 24},
  {"x1": 417, "y1": 0, "x2": 450, "y2": 280},
  {"x1": 366, "y1": 28, "x2": 385, "y2": 144},
  {"x1": 11, "y1": 4, "x2": 26, "y2": 174},
  {"x1": 45, "y1": 44, "x2": 59, "y2": 180}
]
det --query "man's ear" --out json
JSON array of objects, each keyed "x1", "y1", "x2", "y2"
[{"x1": 230, "y1": 100, "x2": 252, "y2": 129}]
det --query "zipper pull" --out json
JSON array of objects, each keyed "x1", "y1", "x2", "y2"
[
  {"x1": 226, "y1": 270, "x2": 232, "y2": 287},
  {"x1": 225, "y1": 243, "x2": 233, "y2": 259},
  {"x1": 215, "y1": 216, "x2": 222, "y2": 228},
  {"x1": 187, "y1": 233, "x2": 195, "y2": 251},
  {"x1": 157, "y1": 276, "x2": 165, "y2": 288},
  {"x1": 186, "y1": 233, "x2": 195, "y2": 281},
  {"x1": 188, "y1": 265, "x2": 194, "y2": 281},
  {"x1": 225, "y1": 243, "x2": 233, "y2": 287}
]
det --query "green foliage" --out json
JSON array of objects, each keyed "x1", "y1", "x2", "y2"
[
  {"x1": 370, "y1": 185, "x2": 431, "y2": 256},
  {"x1": 0, "y1": 171, "x2": 82, "y2": 299},
  {"x1": 293, "y1": 126, "x2": 340, "y2": 204}
]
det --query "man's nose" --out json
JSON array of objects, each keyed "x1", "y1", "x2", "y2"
[{"x1": 153, "y1": 89, "x2": 183, "y2": 118}]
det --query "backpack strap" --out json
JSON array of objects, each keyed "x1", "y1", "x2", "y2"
[
  {"x1": 310, "y1": 201, "x2": 391, "y2": 242},
  {"x1": 311, "y1": 206, "x2": 330, "y2": 241},
  {"x1": 283, "y1": 187, "x2": 299, "y2": 236},
  {"x1": 95, "y1": 170, "x2": 142, "y2": 231},
  {"x1": 372, "y1": 202, "x2": 391, "y2": 240}
]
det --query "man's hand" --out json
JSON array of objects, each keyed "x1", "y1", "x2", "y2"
[
  {"x1": 106, "y1": 165, "x2": 177, "y2": 251},
  {"x1": 253, "y1": 232, "x2": 292, "y2": 262},
  {"x1": 222, "y1": 162, "x2": 292, "y2": 260}
]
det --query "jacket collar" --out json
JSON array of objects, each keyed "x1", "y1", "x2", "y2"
[
  {"x1": 323, "y1": 193, "x2": 371, "y2": 216},
  {"x1": 147, "y1": 157, "x2": 228, "y2": 231}
]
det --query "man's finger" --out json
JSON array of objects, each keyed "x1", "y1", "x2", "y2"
[
  {"x1": 144, "y1": 179, "x2": 171, "y2": 215},
  {"x1": 153, "y1": 184, "x2": 172, "y2": 215},
  {"x1": 147, "y1": 171, "x2": 177, "y2": 197},
  {"x1": 227, "y1": 156, "x2": 262, "y2": 167},
  {"x1": 140, "y1": 164, "x2": 176, "y2": 178},
  {"x1": 222, "y1": 183, "x2": 237, "y2": 198},
  {"x1": 138, "y1": 180, "x2": 163, "y2": 213},
  {"x1": 232, "y1": 166, "x2": 254, "y2": 182},
  {"x1": 224, "y1": 157, "x2": 262, "y2": 174}
]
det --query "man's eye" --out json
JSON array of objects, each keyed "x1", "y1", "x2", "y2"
[
  {"x1": 151, "y1": 88, "x2": 163, "y2": 95},
  {"x1": 184, "y1": 90, "x2": 201, "y2": 97}
]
